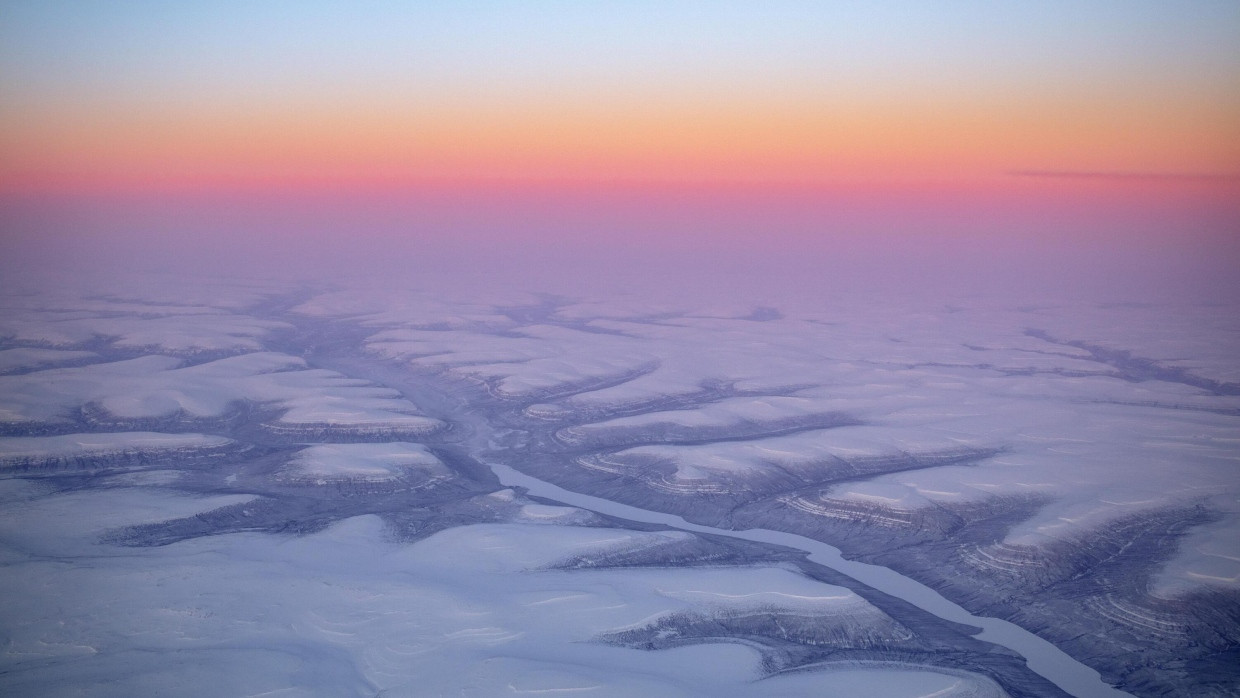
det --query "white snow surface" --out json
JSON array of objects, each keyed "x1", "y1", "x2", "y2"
[
  {"x1": 281, "y1": 443, "x2": 448, "y2": 483},
  {"x1": 0, "y1": 494, "x2": 1003, "y2": 697},
  {"x1": 562, "y1": 395, "x2": 839, "y2": 435},
  {"x1": 7, "y1": 278, "x2": 1234, "y2": 694},
  {"x1": 0, "y1": 352, "x2": 440, "y2": 431},
  {"x1": 0, "y1": 348, "x2": 98, "y2": 373},
  {"x1": 0, "y1": 432, "x2": 233, "y2": 465},
  {"x1": 0, "y1": 305, "x2": 288, "y2": 353}
]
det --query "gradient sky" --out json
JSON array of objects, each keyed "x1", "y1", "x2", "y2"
[{"x1": 1, "y1": 1, "x2": 1238, "y2": 297}]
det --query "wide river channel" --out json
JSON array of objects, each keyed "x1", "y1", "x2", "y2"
[
  {"x1": 310, "y1": 328, "x2": 1134, "y2": 698},
  {"x1": 487, "y1": 460, "x2": 1132, "y2": 698}
]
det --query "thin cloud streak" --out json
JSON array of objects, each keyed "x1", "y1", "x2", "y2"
[{"x1": 1010, "y1": 170, "x2": 1240, "y2": 182}]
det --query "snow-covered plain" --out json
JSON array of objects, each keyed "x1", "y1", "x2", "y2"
[
  {"x1": 0, "y1": 347, "x2": 98, "y2": 373},
  {"x1": 1, "y1": 277, "x2": 1237, "y2": 696},
  {"x1": 279, "y1": 442, "x2": 449, "y2": 484},
  {"x1": 0, "y1": 432, "x2": 236, "y2": 472},
  {"x1": 0, "y1": 288, "x2": 291, "y2": 355},
  {"x1": 326, "y1": 286, "x2": 1238, "y2": 694},
  {"x1": 0, "y1": 352, "x2": 442, "y2": 435},
  {"x1": 346, "y1": 292, "x2": 1240, "y2": 599},
  {"x1": 0, "y1": 490, "x2": 1007, "y2": 697}
]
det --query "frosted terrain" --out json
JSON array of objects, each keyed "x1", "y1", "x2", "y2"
[
  {"x1": 0, "y1": 277, "x2": 1236, "y2": 696},
  {"x1": 279, "y1": 443, "x2": 450, "y2": 485}
]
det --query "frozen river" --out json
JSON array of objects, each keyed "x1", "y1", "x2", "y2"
[
  {"x1": 488, "y1": 461, "x2": 1133, "y2": 698},
  {"x1": 310, "y1": 320, "x2": 1137, "y2": 698}
]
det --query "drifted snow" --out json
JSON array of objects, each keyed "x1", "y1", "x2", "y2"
[
  {"x1": 0, "y1": 501, "x2": 1004, "y2": 697},
  {"x1": 0, "y1": 352, "x2": 440, "y2": 432},
  {"x1": 0, "y1": 432, "x2": 234, "y2": 463},
  {"x1": 280, "y1": 443, "x2": 448, "y2": 483}
]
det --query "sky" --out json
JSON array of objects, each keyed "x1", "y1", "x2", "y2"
[{"x1": 1, "y1": 1, "x2": 1238, "y2": 299}]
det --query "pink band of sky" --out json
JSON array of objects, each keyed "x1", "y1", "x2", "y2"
[{"x1": 1, "y1": 1, "x2": 1237, "y2": 298}]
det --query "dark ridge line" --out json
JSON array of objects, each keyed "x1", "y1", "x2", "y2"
[
  {"x1": 548, "y1": 322, "x2": 638, "y2": 337},
  {"x1": 532, "y1": 386, "x2": 737, "y2": 426},
  {"x1": 556, "y1": 414, "x2": 862, "y2": 451},
  {"x1": 997, "y1": 367, "x2": 1121, "y2": 379},
  {"x1": 594, "y1": 311, "x2": 691, "y2": 326},
  {"x1": 0, "y1": 340, "x2": 262, "y2": 370},
  {"x1": 493, "y1": 360, "x2": 663, "y2": 405},
  {"x1": 735, "y1": 448, "x2": 1003, "y2": 512},
  {"x1": 742, "y1": 306, "x2": 784, "y2": 322},
  {"x1": 86, "y1": 294, "x2": 232, "y2": 310},
  {"x1": 1025, "y1": 329, "x2": 1240, "y2": 396},
  {"x1": 492, "y1": 294, "x2": 574, "y2": 326},
  {"x1": 244, "y1": 286, "x2": 330, "y2": 316},
  {"x1": 102, "y1": 478, "x2": 495, "y2": 548},
  {"x1": 403, "y1": 354, "x2": 528, "y2": 367},
  {"x1": 0, "y1": 357, "x2": 107, "y2": 376},
  {"x1": 1082, "y1": 399, "x2": 1240, "y2": 417},
  {"x1": 961, "y1": 343, "x2": 1090, "y2": 361},
  {"x1": 1054, "y1": 505, "x2": 1215, "y2": 591},
  {"x1": 0, "y1": 335, "x2": 130, "y2": 355},
  {"x1": 539, "y1": 380, "x2": 823, "y2": 427},
  {"x1": 857, "y1": 358, "x2": 1120, "y2": 380}
]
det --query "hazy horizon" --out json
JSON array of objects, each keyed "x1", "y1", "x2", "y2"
[{"x1": 3, "y1": 1, "x2": 1238, "y2": 304}]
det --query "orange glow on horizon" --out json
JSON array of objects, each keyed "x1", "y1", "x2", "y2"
[{"x1": 3, "y1": 84, "x2": 1237, "y2": 198}]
